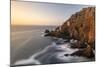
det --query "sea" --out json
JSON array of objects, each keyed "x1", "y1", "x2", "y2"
[{"x1": 11, "y1": 25, "x2": 94, "y2": 66}]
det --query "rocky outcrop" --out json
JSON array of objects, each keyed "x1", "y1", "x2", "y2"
[
  {"x1": 70, "y1": 44, "x2": 94, "y2": 58},
  {"x1": 61, "y1": 7, "x2": 95, "y2": 48},
  {"x1": 45, "y1": 7, "x2": 95, "y2": 58}
]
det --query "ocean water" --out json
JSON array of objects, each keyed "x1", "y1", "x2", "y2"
[{"x1": 11, "y1": 25, "x2": 94, "y2": 66}]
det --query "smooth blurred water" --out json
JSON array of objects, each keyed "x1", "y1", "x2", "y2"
[
  {"x1": 14, "y1": 42, "x2": 94, "y2": 66},
  {"x1": 11, "y1": 25, "x2": 94, "y2": 66},
  {"x1": 11, "y1": 25, "x2": 56, "y2": 64}
]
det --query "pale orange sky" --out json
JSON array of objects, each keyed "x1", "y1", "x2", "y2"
[{"x1": 11, "y1": 1, "x2": 90, "y2": 26}]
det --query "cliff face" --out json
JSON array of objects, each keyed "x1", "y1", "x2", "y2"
[
  {"x1": 56, "y1": 7, "x2": 95, "y2": 48},
  {"x1": 45, "y1": 7, "x2": 95, "y2": 58}
]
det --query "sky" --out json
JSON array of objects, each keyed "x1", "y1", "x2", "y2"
[{"x1": 11, "y1": 1, "x2": 92, "y2": 26}]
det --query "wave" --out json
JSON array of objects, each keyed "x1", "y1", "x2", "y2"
[
  {"x1": 14, "y1": 42, "x2": 56, "y2": 65},
  {"x1": 14, "y1": 41, "x2": 91, "y2": 66}
]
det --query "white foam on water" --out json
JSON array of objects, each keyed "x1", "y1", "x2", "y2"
[
  {"x1": 56, "y1": 54, "x2": 89, "y2": 62},
  {"x1": 15, "y1": 65, "x2": 37, "y2": 67},
  {"x1": 54, "y1": 43, "x2": 92, "y2": 62},
  {"x1": 70, "y1": 39, "x2": 78, "y2": 43},
  {"x1": 14, "y1": 42, "x2": 78, "y2": 65},
  {"x1": 56, "y1": 49, "x2": 91, "y2": 62},
  {"x1": 14, "y1": 42, "x2": 57, "y2": 65},
  {"x1": 41, "y1": 32, "x2": 45, "y2": 37},
  {"x1": 14, "y1": 41, "x2": 91, "y2": 65},
  {"x1": 55, "y1": 43, "x2": 79, "y2": 54},
  {"x1": 14, "y1": 58, "x2": 41, "y2": 65},
  {"x1": 30, "y1": 42, "x2": 57, "y2": 59}
]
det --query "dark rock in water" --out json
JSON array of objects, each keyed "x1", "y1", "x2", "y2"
[
  {"x1": 55, "y1": 41, "x2": 65, "y2": 45},
  {"x1": 45, "y1": 29, "x2": 50, "y2": 33},
  {"x1": 44, "y1": 30, "x2": 56, "y2": 37},
  {"x1": 64, "y1": 54, "x2": 70, "y2": 56},
  {"x1": 71, "y1": 45, "x2": 94, "y2": 58},
  {"x1": 70, "y1": 50, "x2": 83, "y2": 56}
]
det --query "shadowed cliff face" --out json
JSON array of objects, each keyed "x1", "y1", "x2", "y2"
[{"x1": 45, "y1": 7, "x2": 95, "y2": 58}]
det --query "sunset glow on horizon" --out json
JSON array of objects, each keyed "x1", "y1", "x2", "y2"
[{"x1": 11, "y1": 1, "x2": 91, "y2": 26}]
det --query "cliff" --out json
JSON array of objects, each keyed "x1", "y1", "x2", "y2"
[
  {"x1": 45, "y1": 7, "x2": 95, "y2": 58},
  {"x1": 61, "y1": 7, "x2": 95, "y2": 48}
]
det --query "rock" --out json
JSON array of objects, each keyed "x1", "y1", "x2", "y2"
[
  {"x1": 45, "y1": 7, "x2": 95, "y2": 58},
  {"x1": 70, "y1": 50, "x2": 84, "y2": 56},
  {"x1": 71, "y1": 45, "x2": 94, "y2": 58},
  {"x1": 64, "y1": 54, "x2": 69, "y2": 56},
  {"x1": 83, "y1": 44, "x2": 94, "y2": 58},
  {"x1": 45, "y1": 29, "x2": 50, "y2": 33},
  {"x1": 46, "y1": 7, "x2": 95, "y2": 49},
  {"x1": 61, "y1": 7, "x2": 95, "y2": 48},
  {"x1": 70, "y1": 41, "x2": 87, "y2": 48}
]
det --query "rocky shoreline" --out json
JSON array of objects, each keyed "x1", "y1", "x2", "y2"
[{"x1": 44, "y1": 7, "x2": 95, "y2": 59}]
